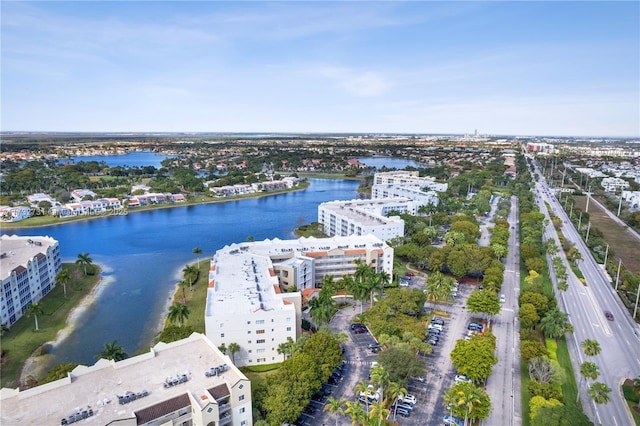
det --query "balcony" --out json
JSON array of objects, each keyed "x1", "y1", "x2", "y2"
[
  {"x1": 219, "y1": 413, "x2": 232, "y2": 426},
  {"x1": 218, "y1": 403, "x2": 231, "y2": 413}
]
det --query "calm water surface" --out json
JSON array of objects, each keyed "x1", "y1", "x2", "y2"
[
  {"x1": 65, "y1": 151, "x2": 174, "y2": 168},
  {"x1": 4, "y1": 179, "x2": 359, "y2": 365},
  {"x1": 358, "y1": 157, "x2": 424, "y2": 169}
]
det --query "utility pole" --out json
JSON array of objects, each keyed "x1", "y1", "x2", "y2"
[
  {"x1": 633, "y1": 283, "x2": 640, "y2": 319},
  {"x1": 617, "y1": 189, "x2": 624, "y2": 217},
  {"x1": 569, "y1": 203, "x2": 574, "y2": 219},
  {"x1": 585, "y1": 185, "x2": 591, "y2": 213},
  {"x1": 615, "y1": 259, "x2": 622, "y2": 291},
  {"x1": 578, "y1": 211, "x2": 583, "y2": 231},
  {"x1": 585, "y1": 222, "x2": 591, "y2": 243},
  {"x1": 603, "y1": 244, "x2": 609, "y2": 265}
]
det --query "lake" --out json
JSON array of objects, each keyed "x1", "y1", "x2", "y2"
[
  {"x1": 358, "y1": 157, "x2": 425, "y2": 169},
  {"x1": 4, "y1": 179, "x2": 360, "y2": 365},
  {"x1": 64, "y1": 151, "x2": 174, "y2": 168}
]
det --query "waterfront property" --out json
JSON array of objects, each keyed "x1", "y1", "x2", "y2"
[
  {"x1": 0, "y1": 235, "x2": 61, "y2": 326},
  {"x1": 371, "y1": 170, "x2": 446, "y2": 208},
  {"x1": 205, "y1": 234, "x2": 393, "y2": 366},
  {"x1": 318, "y1": 198, "x2": 408, "y2": 240},
  {"x1": 0, "y1": 333, "x2": 252, "y2": 426}
]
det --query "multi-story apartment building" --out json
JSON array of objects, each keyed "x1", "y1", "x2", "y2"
[
  {"x1": 318, "y1": 198, "x2": 408, "y2": 240},
  {"x1": 205, "y1": 234, "x2": 393, "y2": 366},
  {"x1": 0, "y1": 333, "x2": 253, "y2": 426},
  {"x1": 601, "y1": 177, "x2": 630, "y2": 193},
  {"x1": 371, "y1": 171, "x2": 446, "y2": 209},
  {"x1": 0, "y1": 235, "x2": 61, "y2": 326},
  {"x1": 372, "y1": 170, "x2": 448, "y2": 192}
]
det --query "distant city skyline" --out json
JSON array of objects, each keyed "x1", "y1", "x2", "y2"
[{"x1": 2, "y1": 1, "x2": 639, "y2": 137}]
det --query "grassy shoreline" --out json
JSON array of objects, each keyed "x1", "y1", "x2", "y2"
[
  {"x1": 4, "y1": 181, "x2": 311, "y2": 229},
  {"x1": 0, "y1": 263, "x2": 102, "y2": 389}
]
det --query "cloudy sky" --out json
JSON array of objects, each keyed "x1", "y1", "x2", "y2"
[{"x1": 2, "y1": 1, "x2": 638, "y2": 136}]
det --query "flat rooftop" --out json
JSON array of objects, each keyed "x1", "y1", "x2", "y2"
[
  {"x1": 0, "y1": 235, "x2": 58, "y2": 280},
  {"x1": 0, "y1": 333, "x2": 246, "y2": 425}
]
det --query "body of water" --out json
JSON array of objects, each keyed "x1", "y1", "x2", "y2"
[
  {"x1": 4, "y1": 179, "x2": 359, "y2": 365},
  {"x1": 358, "y1": 157, "x2": 424, "y2": 170},
  {"x1": 64, "y1": 151, "x2": 174, "y2": 168}
]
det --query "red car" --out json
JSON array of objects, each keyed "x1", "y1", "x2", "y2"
[{"x1": 604, "y1": 311, "x2": 614, "y2": 321}]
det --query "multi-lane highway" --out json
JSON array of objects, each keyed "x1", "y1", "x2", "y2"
[{"x1": 532, "y1": 161, "x2": 640, "y2": 426}]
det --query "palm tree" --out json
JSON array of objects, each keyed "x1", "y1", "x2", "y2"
[
  {"x1": 168, "y1": 302, "x2": 190, "y2": 328},
  {"x1": 75, "y1": 253, "x2": 93, "y2": 275},
  {"x1": 370, "y1": 365, "x2": 390, "y2": 404},
  {"x1": 217, "y1": 343, "x2": 227, "y2": 355},
  {"x1": 183, "y1": 264, "x2": 198, "y2": 291},
  {"x1": 178, "y1": 280, "x2": 189, "y2": 304},
  {"x1": 192, "y1": 247, "x2": 202, "y2": 266},
  {"x1": 444, "y1": 384, "x2": 484, "y2": 426},
  {"x1": 386, "y1": 381, "x2": 407, "y2": 423},
  {"x1": 277, "y1": 337, "x2": 294, "y2": 361},
  {"x1": 632, "y1": 376, "x2": 640, "y2": 409},
  {"x1": 578, "y1": 361, "x2": 600, "y2": 402},
  {"x1": 344, "y1": 400, "x2": 367, "y2": 426},
  {"x1": 55, "y1": 269, "x2": 71, "y2": 298},
  {"x1": 25, "y1": 302, "x2": 44, "y2": 331},
  {"x1": 580, "y1": 339, "x2": 601, "y2": 357},
  {"x1": 355, "y1": 379, "x2": 371, "y2": 414},
  {"x1": 323, "y1": 396, "x2": 346, "y2": 426},
  {"x1": 368, "y1": 399, "x2": 389, "y2": 426},
  {"x1": 588, "y1": 382, "x2": 612, "y2": 405},
  {"x1": 228, "y1": 342, "x2": 240, "y2": 364},
  {"x1": 96, "y1": 340, "x2": 128, "y2": 361}
]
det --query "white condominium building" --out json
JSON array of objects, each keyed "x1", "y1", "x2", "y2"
[
  {"x1": 601, "y1": 177, "x2": 630, "y2": 193},
  {"x1": 0, "y1": 333, "x2": 253, "y2": 426},
  {"x1": 371, "y1": 171, "x2": 446, "y2": 209},
  {"x1": 318, "y1": 198, "x2": 408, "y2": 240},
  {"x1": 373, "y1": 170, "x2": 448, "y2": 192},
  {"x1": 205, "y1": 235, "x2": 393, "y2": 366},
  {"x1": 0, "y1": 235, "x2": 61, "y2": 326}
]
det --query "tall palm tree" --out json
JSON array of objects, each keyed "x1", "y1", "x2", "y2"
[
  {"x1": 386, "y1": 381, "x2": 407, "y2": 423},
  {"x1": 580, "y1": 339, "x2": 601, "y2": 357},
  {"x1": 577, "y1": 361, "x2": 600, "y2": 403},
  {"x1": 183, "y1": 264, "x2": 198, "y2": 291},
  {"x1": 178, "y1": 280, "x2": 189, "y2": 304},
  {"x1": 355, "y1": 379, "x2": 371, "y2": 414},
  {"x1": 55, "y1": 269, "x2": 71, "y2": 298},
  {"x1": 344, "y1": 400, "x2": 367, "y2": 426},
  {"x1": 25, "y1": 302, "x2": 44, "y2": 331},
  {"x1": 323, "y1": 396, "x2": 346, "y2": 426},
  {"x1": 445, "y1": 384, "x2": 484, "y2": 426},
  {"x1": 588, "y1": 382, "x2": 612, "y2": 405},
  {"x1": 75, "y1": 253, "x2": 93, "y2": 275},
  {"x1": 96, "y1": 340, "x2": 128, "y2": 361},
  {"x1": 167, "y1": 302, "x2": 190, "y2": 328},
  {"x1": 277, "y1": 337, "x2": 294, "y2": 361},
  {"x1": 368, "y1": 399, "x2": 389, "y2": 426},
  {"x1": 228, "y1": 342, "x2": 240, "y2": 364},
  {"x1": 370, "y1": 365, "x2": 390, "y2": 404},
  {"x1": 192, "y1": 247, "x2": 202, "y2": 266}
]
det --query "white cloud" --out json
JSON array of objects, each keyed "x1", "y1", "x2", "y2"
[{"x1": 313, "y1": 66, "x2": 390, "y2": 97}]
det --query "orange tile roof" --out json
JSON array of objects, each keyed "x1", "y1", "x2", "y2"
[
  {"x1": 208, "y1": 280, "x2": 215, "y2": 288},
  {"x1": 273, "y1": 285, "x2": 281, "y2": 294},
  {"x1": 268, "y1": 268, "x2": 276, "y2": 277},
  {"x1": 304, "y1": 251, "x2": 328, "y2": 257},
  {"x1": 344, "y1": 249, "x2": 366, "y2": 255}
]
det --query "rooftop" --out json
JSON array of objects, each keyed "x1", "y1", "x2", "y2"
[
  {"x1": 0, "y1": 235, "x2": 58, "y2": 281},
  {"x1": 0, "y1": 333, "x2": 247, "y2": 425}
]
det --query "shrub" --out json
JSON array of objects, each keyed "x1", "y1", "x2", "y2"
[
  {"x1": 520, "y1": 329, "x2": 542, "y2": 343},
  {"x1": 521, "y1": 340, "x2": 549, "y2": 362},
  {"x1": 545, "y1": 338, "x2": 558, "y2": 361},
  {"x1": 528, "y1": 379, "x2": 563, "y2": 402}
]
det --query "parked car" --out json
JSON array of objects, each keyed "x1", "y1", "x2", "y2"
[
  {"x1": 604, "y1": 311, "x2": 614, "y2": 321},
  {"x1": 398, "y1": 394, "x2": 417, "y2": 404},
  {"x1": 443, "y1": 415, "x2": 464, "y2": 426},
  {"x1": 368, "y1": 343, "x2": 381, "y2": 349},
  {"x1": 350, "y1": 323, "x2": 365, "y2": 330},
  {"x1": 454, "y1": 374, "x2": 472, "y2": 384},
  {"x1": 395, "y1": 407, "x2": 411, "y2": 417},
  {"x1": 431, "y1": 318, "x2": 445, "y2": 325},
  {"x1": 354, "y1": 327, "x2": 367, "y2": 334},
  {"x1": 500, "y1": 294, "x2": 506, "y2": 303}
]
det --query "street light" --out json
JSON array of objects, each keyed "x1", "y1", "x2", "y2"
[{"x1": 615, "y1": 259, "x2": 623, "y2": 291}]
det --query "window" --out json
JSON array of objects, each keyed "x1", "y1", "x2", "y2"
[
  {"x1": 220, "y1": 333, "x2": 224, "y2": 338},
  {"x1": 239, "y1": 384, "x2": 244, "y2": 389},
  {"x1": 257, "y1": 348, "x2": 265, "y2": 353},
  {"x1": 247, "y1": 321, "x2": 251, "y2": 325},
  {"x1": 247, "y1": 340, "x2": 251, "y2": 344},
  {"x1": 256, "y1": 329, "x2": 265, "y2": 334},
  {"x1": 256, "y1": 319, "x2": 265, "y2": 325},
  {"x1": 286, "y1": 327, "x2": 291, "y2": 332},
  {"x1": 239, "y1": 395, "x2": 245, "y2": 401},
  {"x1": 240, "y1": 408, "x2": 245, "y2": 414},
  {"x1": 219, "y1": 323, "x2": 224, "y2": 328},
  {"x1": 256, "y1": 339, "x2": 265, "y2": 344},
  {"x1": 207, "y1": 407, "x2": 213, "y2": 413},
  {"x1": 286, "y1": 317, "x2": 292, "y2": 322},
  {"x1": 247, "y1": 331, "x2": 251, "y2": 334},
  {"x1": 241, "y1": 421, "x2": 247, "y2": 426}
]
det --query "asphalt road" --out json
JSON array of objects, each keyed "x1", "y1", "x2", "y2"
[
  {"x1": 533, "y1": 163, "x2": 640, "y2": 426},
  {"x1": 484, "y1": 195, "x2": 522, "y2": 426}
]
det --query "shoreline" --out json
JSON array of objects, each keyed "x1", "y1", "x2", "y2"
[
  {"x1": 4, "y1": 181, "x2": 314, "y2": 230},
  {"x1": 17, "y1": 265, "x2": 105, "y2": 385}
]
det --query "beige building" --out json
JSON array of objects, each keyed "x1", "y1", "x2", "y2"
[{"x1": 0, "y1": 333, "x2": 253, "y2": 426}]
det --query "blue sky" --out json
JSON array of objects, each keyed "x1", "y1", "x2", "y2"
[{"x1": 2, "y1": 1, "x2": 639, "y2": 136}]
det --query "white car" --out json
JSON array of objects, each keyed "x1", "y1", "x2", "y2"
[
  {"x1": 398, "y1": 393, "x2": 417, "y2": 404},
  {"x1": 500, "y1": 294, "x2": 506, "y2": 303},
  {"x1": 454, "y1": 374, "x2": 472, "y2": 384}
]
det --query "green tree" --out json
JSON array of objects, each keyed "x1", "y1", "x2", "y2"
[
  {"x1": 632, "y1": 376, "x2": 640, "y2": 410},
  {"x1": 580, "y1": 339, "x2": 601, "y2": 357},
  {"x1": 192, "y1": 247, "x2": 202, "y2": 265},
  {"x1": 0, "y1": 323, "x2": 9, "y2": 336},
  {"x1": 520, "y1": 340, "x2": 548, "y2": 362},
  {"x1": 540, "y1": 308, "x2": 574, "y2": 339},
  {"x1": 178, "y1": 280, "x2": 189, "y2": 304},
  {"x1": 368, "y1": 399, "x2": 390, "y2": 426},
  {"x1": 323, "y1": 396, "x2": 346, "y2": 426},
  {"x1": 491, "y1": 243, "x2": 507, "y2": 260},
  {"x1": 228, "y1": 342, "x2": 240, "y2": 364},
  {"x1": 370, "y1": 365, "x2": 390, "y2": 404},
  {"x1": 588, "y1": 382, "x2": 611, "y2": 405},
  {"x1": 183, "y1": 264, "x2": 198, "y2": 291},
  {"x1": 355, "y1": 379, "x2": 371, "y2": 413},
  {"x1": 443, "y1": 382, "x2": 491, "y2": 425},
  {"x1": 450, "y1": 334, "x2": 498, "y2": 383},
  {"x1": 277, "y1": 336, "x2": 295, "y2": 361},
  {"x1": 376, "y1": 346, "x2": 425, "y2": 385},
  {"x1": 519, "y1": 303, "x2": 540, "y2": 329},
  {"x1": 531, "y1": 405, "x2": 594, "y2": 426},
  {"x1": 344, "y1": 400, "x2": 367, "y2": 425},
  {"x1": 25, "y1": 302, "x2": 44, "y2": 331},
  {"x1": 579, "y1": 361, "x2": 599, "y2": 386},
  {"x1": 167, "y1": 302, "x2": 190, "y2": 328},
  {"x1": 75, "y1": 252, "x2": 93, "y2": 275},
  {"x1": 529, "y1": 395, "x2": 563, "y2": 420},
  {"x1": 55, "y1": 269, "x2": 71, "y2": 298},
  {"x1": 466, "y1": 289, "x2": 501, "y2": 325},
  {"x1": 96, "y1": 340, "x2": 128, "y2": 361},
  {"x1": 424, "y1": 272, "x2": 456, "y2": 305},
  {"x1": 519, "y1": 291, "x2": 550, "y2": 317},
  {"x1": 528, "y1": 357, "x2": 563, "y2": 384}
]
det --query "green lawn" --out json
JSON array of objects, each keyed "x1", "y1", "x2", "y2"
[
  {"x1": 0, "y1": 264, "x2": 101, "y2": 389},
  {"x1": 163, "y1": 259, "x2": 211, "y2": 333},
  {"x1": 521, "y1": 362, "x2": 532, "y2": 426},
  {"x1": 622, "y1": 382, "x2": 640, "y2": 425},
  {"x1": 556, "y1": 337, "x2": 579, "y2": 407}
]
